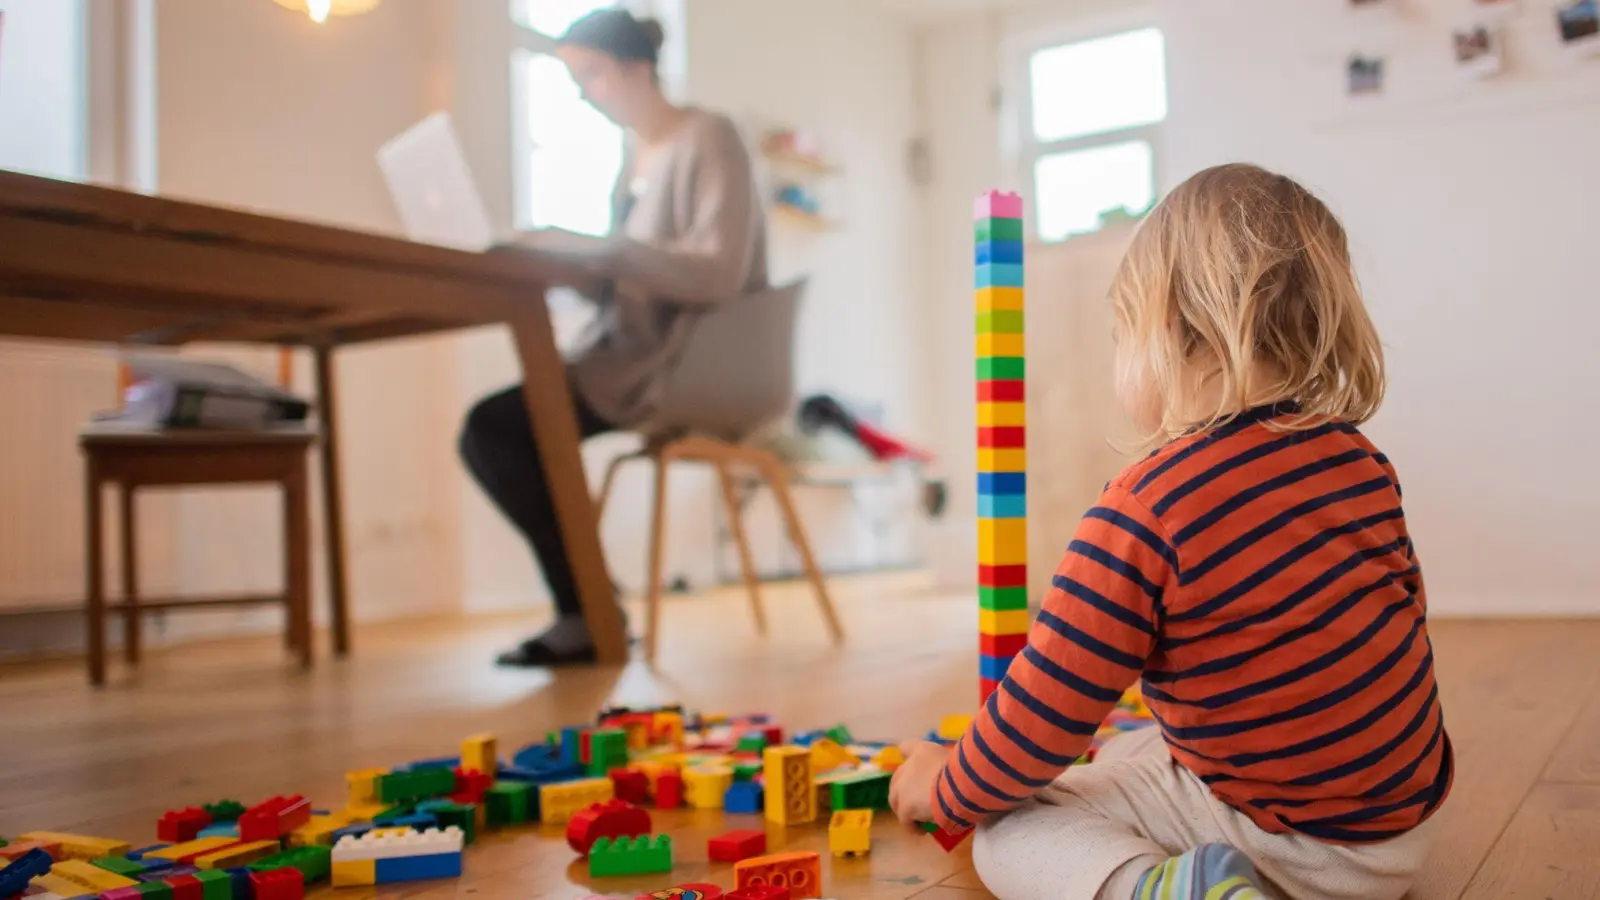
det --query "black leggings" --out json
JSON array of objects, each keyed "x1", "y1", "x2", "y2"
[{"x1": 458, "y1": 385, "x2": 615, "y2": 619}]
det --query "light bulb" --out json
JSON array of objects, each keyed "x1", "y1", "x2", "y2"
[{"x1": 307, "y1": 0, "x2": 331, "y2": 23}]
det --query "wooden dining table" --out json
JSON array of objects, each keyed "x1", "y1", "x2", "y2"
[{"x1": 0, "y1": 169, "x2": 628, "y2": 664}]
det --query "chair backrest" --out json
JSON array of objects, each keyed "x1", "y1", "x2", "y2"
[{"x1": 643, "y1": 278, "x2": 805, "y2": 442}]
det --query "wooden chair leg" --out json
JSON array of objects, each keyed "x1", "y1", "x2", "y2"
[
  {"x1": 285, "y1": 464, "x2": 313, "y2": 669},
  {"x1": 119, "y1": 483, "x2": 140, "y2": 666},
  {"x1": 755, "y1": 451, "x2": 844, "y2": 645},
  {"x1": 713, "y1": 458, "x2": 767, "y2": 636},
  {"x1": 643, "y1": 449, "x2": 673, "y2": 666},
  {"x1": 595, "y1": 449, "x2": 641, "y2": 523},
  {"x1": 85, "y1": 459, "x2": 106, "y2": 686}
]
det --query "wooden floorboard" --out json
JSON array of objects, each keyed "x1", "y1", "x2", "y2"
[{"x1": 1, "y1": 576, "x2": 1597, "y2": 900}]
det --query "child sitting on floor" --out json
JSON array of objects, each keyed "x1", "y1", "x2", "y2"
[{"x1": 889, "y1": 164, "x2": 1452, "y2": 900}]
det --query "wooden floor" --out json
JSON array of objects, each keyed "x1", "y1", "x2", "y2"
[{"x1": 2, "y1": 574, "x2": 1598, "y2": 900}]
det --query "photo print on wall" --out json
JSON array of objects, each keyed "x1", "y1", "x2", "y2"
[
  {"x1": 1453, "y1": 24, "x2": 1504, "y2": 77},
  {"x1": 1557, "y1": 0, "x2": 1600, "y2": 53},
  {"x1": 1347, "y1": 54, "x2": 1385, "y2": 95}
]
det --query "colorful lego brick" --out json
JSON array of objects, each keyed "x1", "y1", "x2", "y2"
[
  {"x1": 609, "y1": 768, "x2": 650, "y2": 805},
  {"x1": 328, "y1": 859, "x2": 374, "y2": 888},
  {"x1": 870, "y1": 746, "x2": 904, "y2": 772},
  {"x1": 244, "y1": 868, "x2": 301, "y2": 900},
  {"x1": 2, "y1": 842, "x2": 61, "y2": 864},
  {"x1": 17, "y1": 835, "x2": 129, "y2": 862},
  {"x1": 979, "y1": 585, "x2": 1029, "y2": 612},
  {"x1": 145, "y1": 839, "x2": 239, "y2": 866},
  {"x1": 483, "y1": 781, "x2": 534, "y2": 826},
  {"x1": 139, "y1": 864, "x2": 196, "y2": 882},
  {"x1": 586, "y1": 728, "x2": 629, "y2": 777},
  {"x1": 733, "y1": 852, "x2": 821, "y2": 900},
  {"x1": 344, "y1": 769, "x2": 389, "y2": 820},
  {"x1": 975, "y1": 400, "x2": 1025, "y2": 429},
  {"x1": 975, "y1": 188, "x2": 1023, "y2": 220},
  {"x1": 828, "y1": 771, "x2": 890, "y2": 811},
  {"x1": 976, "y1": 310, "x2": 1024, "y2": 338},
  {"x1": 684, "y1": 766, "x2": 733, "y2": 810},
  {"x1": 588, "y1": 836, "x2": 671, "y2": 878},
  {"x1": 39, "y1": 859, "x2": 137, "y2": 894},
  {"x1": 707, "y1": 830, "x2": 766, "y2": 864},
  {"x1": 976, "y1": 356, "x2": 1025, "y2": 381},
  {"x1": 975, "y1": 213, "x2": 1024, "y2": 244},
  {"x1": 505, "y1": 744, "x2": 585, "y2": 784},
  {"x1": 220, "y1": 867, "x2": 253, "y2": 900},
  {"x1": 377, "y1": 767, "x2": 455, "y2": 804},
  {"x1": 654, "y1": 771, "x2": 684, "y2": 809},
  {"x1": 164, "y1": 873, "x2": 203, "y2": 900},
  {"x1": 975, "y1": 285, "x2": 1024, "y2": 312},
  {"x1": 285, "y1": 810, "x2": 347, "y2": 849},
  {"x1": 238, "y1": 796, "x2": 311, "y2": 843},
  {"x1": 976, "y1": 331, "x2": 1025, "y2": 360},
  {"x1": 651, "y1": 711, "x2": 686, "y2": 746},
  {"x1": 566, "y1": 800, "x2": 652, "y2": 856},
  {"x1": 157, "y1": 810, "x2": 211, "y2": 845},
  {"x1": 452, "y1": 767, "x2": 494, "y2": 804},
  {"x1": 978, "y1": 518, "x2": 1027, "y2": 566},
  {"x1": 326, "y1": 823, "x2": 373, "y2": 846},
  {"x1": 538, "y1": 778, "x2": 614, "y2": 825},
  {"x1": 635, "y1": 884, "x2": 724, "y2": 900},
  {"x1": 194, "y1": 824, "x2": 237, "y2": 841},
  {"x1": 827, "y1": 810, "x2": 871, "y2": 858},
  {"x1": 762, "y1": 747, "x2": 815, "y2": 826},
  {"x1": 100, "y1": 887, "x2": 146, "y2": 900},
  {"x1": 192, "y1": 842, "x2": 278, "y2": 871},
  {"x1": 734, "y1": 733, "x2": 768, "y2": 754},
  {"x1": 91, "y1": 857, "x2": 145, "y2": 878},
  {"x1": 975, "y1": 263, "x2": 1024, "y2": 289},
  {"x1": 732, "y1": 762, "x2": 763, "y2": 783},
  {"x1": 918, "y1": 821, "x2": 972, "y2": 852},
  {"x1": 979, "y1": 653, "x2": 1015, "y2": 681},
  {"x1": 132, "y1": 879, "x2": 172, "y2": 900},
  {"x1": 979, "y1": 607, "x2": 1030, "y2": 635},
  {"x1": 422, "y1": 804, "x2": 476, "y2": 845},
  {"x1": 188, "y1": 870, "x2": 231, "y2": 900},
  {"x1": 245, "y1": 846, "x2": 330, "y2": 883},
  {"x1": 979, "y1": 563, "x2": 1027, "y2": 588},
  {"x1": 723, "y1": 782, "x2": 763, "y2": 815},
  {"x1": 977, "y1": 379, "x2": 1024, "y2": 403},
  {"x1": 330, "y1": 828, "x2": 462, "y2": 866},
  {"x1": 806, "y1": 739, "x2": 858, "y2": 772},
  {"x1": 373, "y1": 851, "x2": 461, "y2": 884},
  {"x1": 0, "y1": 848, "x2": 53, "y2": 898},
  {"x1": 724, "y1": 887, "x2": 791, "y2": 900},
  {"x1": 974, "y1": 239, "x2": 1022, "y2": 266},
  {"x1": 459, "y1": 734, "x2": 497, "y2": 777},
  {"x1": 199, "y1": 802, "x2": 245, "y2": 824}
]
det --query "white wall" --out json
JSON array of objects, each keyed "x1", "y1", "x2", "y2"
[
  {"x1": 0, "y1": 0, "x2": 85, "y2": 180},
  {"x1": 1161, "y1": 0, "x2": 1600, "y2": 615}
]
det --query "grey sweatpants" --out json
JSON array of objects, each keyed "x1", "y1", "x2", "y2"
[{"x1": 971, "y1": 727, "x2": 1440, "y2": 900}]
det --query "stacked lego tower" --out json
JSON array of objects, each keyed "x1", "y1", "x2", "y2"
[{"x1": 974, "y1": 190, "x2": 1028, "y2": 704}]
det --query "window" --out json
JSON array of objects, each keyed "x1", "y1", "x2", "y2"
[
  {"x1": 1023, "y1": 27, "x2": 1166, "y2": 241},
  {"x1": 510, "y1": 0, "x2": 625, "y2": 236},
  {"x1": 0, "y1": 0, "x2": 87, "y2": 181}
]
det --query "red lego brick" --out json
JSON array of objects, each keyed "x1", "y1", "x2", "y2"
[
  {"x1": 979, "y1": 677, "x2": 1000, "y2": 703},
  {"x1": 978, "y1": 564, "x2": 1027, "y2": 588},
  {"x1": 655, "y1": 770, "x2": 684, "y2": 808},
  {"x1": 759, "y1": 726, "x2": 782, "y2": 746},
  {"x1": 707, "y1": 830, "x2": 766, "y2": 863},
  {"x1": 977, "y1": 379, "x2": 1025, "y2": 403},
  {"x1": 725, "y1": 888, "x2": 790, "y2": 900},
  {"x1": 158, "y1": 808, "x2": 213, "y2": 843},
  {"x1": 929, "y1": 825, "x2": 971, "y2": 853},
  {"x1": 165, "y1": 874, "x2": 203, "y2": 900},
  {"x1": 239, "y1": 795, "x2": 311, "y2": 842},
  {"x1": 610, "y1": 768, "x2": 650, "y2": 805},
  {"x1": 579, "y1": 730, "x2": 593, "y2": 764},
  {"x1": 566, "y1": 800, "x2": 652, "y2": 856},
  {"x1": 977, "y1": 426, "x2": 1026, "y2": 448},
  {"x1": 634, "y1": 884, "x2": 724, "y2": 900},
  {"x1": 453, "y1": 767, "x2": 492, "y2": 804},
  {"x1": 979, "y1": 631, "x2": 1027, "y2": 658},
  {"x1": 248, "y1": 867, "x2": 304, "y2": 900}
]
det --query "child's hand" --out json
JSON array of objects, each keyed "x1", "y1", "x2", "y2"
[{"x1": 888, "y1": 740, "x2": 946, "y2": 827}]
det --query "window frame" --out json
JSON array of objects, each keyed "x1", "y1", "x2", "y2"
[{"x1": 1001, "y1": 10, "x2": 1168, "y2": 243}]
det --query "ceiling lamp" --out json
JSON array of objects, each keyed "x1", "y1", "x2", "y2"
[{"x1": 273, "y1": 0, "x2": 382, "y2": 24}]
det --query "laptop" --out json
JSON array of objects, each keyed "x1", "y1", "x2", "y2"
[{"x1": 377, "y1": 111, "x2": 495, "y2": 252}]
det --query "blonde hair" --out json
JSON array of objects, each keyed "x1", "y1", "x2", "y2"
[{"x1": 1109, "y1": 163, "x2": 1385, "y2": 444}]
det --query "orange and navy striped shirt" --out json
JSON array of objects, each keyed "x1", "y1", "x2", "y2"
[{"x1": 935, "y1": 403, "x2": 1453, "y2": 843}]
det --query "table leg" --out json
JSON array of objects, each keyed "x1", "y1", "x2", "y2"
[
  {"x1": 85, "y1": 458, "x2": 106, "y2": 687},
  {"x1": 119, "y1": 483, "x2": 140, "y2": 665},
  {"x1": 313, "y1": 345, "x2": 352, "y2": 657},
  {"x1": 285, "y1": 459, "x2": 313, "y2": 670},
  {"x1": 506, "y1": 307, "x2": 627, "y2": 665}
]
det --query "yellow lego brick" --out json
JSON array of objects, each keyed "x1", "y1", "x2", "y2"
[
  {"x1": 460, "y1": 734, "x2": 497, "y2": 776},
  {"x1": 346, "y1": 768, "x2": 388, "y2": 808},
  {"x1": 330, "y1": 858, "x2": 376, "y2": 887},
  {"x1": 146, "y1": 837, "x2": 239, "y2": 863},
  {"x1": 975, "y1": 286, "x2": 1025, "y2": 312},
  {"x1": 976, "y1": 332, "x2": 1026, "y2": 358},
  {"x1": 42, "y1": 860, "x2": 138, "y2": 893},
  {"x1": 828, "y1": 809, "x2": 873, "y2": 858},
  {"x1": 193, "y1": 841, "x2": 280, "y2": 870},
  {"x1": 538, "y1": 777, "x2": 614, "y2": 825},
  {"x1": 938, "y1": 714, "x2": 975, "y2": 741},
  {"x1": 621, "y1": 719, "x2": 651, "y2": 751},
  {"x1": 31, "y1": 873, "x2": 87, "y2": 897},
  {"x1": 762, "y1": 746, "x2": 816, "y2": 826},
  {"x1": 978, "y1": 448, "x2": 1027, "y2": 472},
  {"x1": 872, "y1": 746, "x2": 905, "y2": 772},
  {"x1": 977, "y1": 401, "x2": 1026, "y2": 428},
  {"x1": 684, "y1": 766, "x2": 734, "y2": 810},
  {"x1": 979, "y1": 607, "x2": 1031, "y2": 635},
  {"x1": 978, "y1": 518, "x2": 1027, "y2": 566},
  {"x1": 18, "y1": 832, "x2": 131, "y2": 861},
  {"x1": 289, "y1": 811, "x2": 351, "y2": 847},
  {"x1": 653, "y1": 711, "x2": 685, "y2": 746},
  {"x1": 807, "y1": 739, "x2": 859, "y2": 772}
]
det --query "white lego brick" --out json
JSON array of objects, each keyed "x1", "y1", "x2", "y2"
[{"x1": 331, "y1": 827, "x2": 464, "y2": 862}]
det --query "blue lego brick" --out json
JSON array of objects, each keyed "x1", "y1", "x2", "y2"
[
  {"x1": 127, "y1": 844, "x2": 172, "y2": 861},
  {"x1": 923, "y1": 730, "x2": 956, "y2": 746},
  {"x1": 413, "y1": 800, "x2": 454, "y2": 814},
  {"x1": 383, "y1": 814, "x2": 439, "y2": 831},
  {"x1": 197, "y1": 823, "x2": 239, "y2": 840},
  {"x1": 223, "y1": 867, "x2": 254, "y2": 900},
  {"x1": 140, "y1": 865, "x2": 197, "y2": 883},
  {"x1": 979, "y1": 653, "x2": 1014, "y2": 682},
  {"x1": 496, "y1": 761, "x2": 586, "y2": 785},
  {"x1": 791, "y1": 730, "x2": 826, "y2": 747},
  {"x1": 976, "y1": 263, "x2": 1024, "y2": 289},
  {"x1": 396, "y1": 756, "x2": 459, "y2": 772},
  {"x1": 559, "y1": 727, "x2": 583, "y2": 765},
  {"x1": 329, "y1": 823, "x2": 375, "y2": 844},
  {"x1": 977, "y1": 472, "x2": 1026, "y2": 494},
  {"x1": 978, "y1": 493, "x2": 1027, "y2": 518},
  {"x1": 373, "y1": 852, "x2": 462, "y2": 884},
  {"x1": 974, "y1": 240, "x2": 1023, "y2": 266},
  {"x1": 511, "y1": 742, "x2": 560, "y2": 769},
  {"x1": 0, "y1": 848, "x2": 55, "y2": 898},
  {"x1": 135, "y1": 858, "x2": 175, "y2": 874},
  {"x1": 723, "y1": 781, "x2": 763, "y2": 814}
]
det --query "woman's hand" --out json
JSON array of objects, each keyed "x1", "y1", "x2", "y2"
[{"x1": 888, "y1": 740, "x2": 947, "y2": 827}]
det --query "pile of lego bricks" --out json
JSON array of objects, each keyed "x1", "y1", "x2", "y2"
[{"x1": 0, "y1": 691, "x2": 1156, "y2": 900}]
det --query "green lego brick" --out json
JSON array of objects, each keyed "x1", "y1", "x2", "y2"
[
  {"x1": 586, "y1": 728, "x2": 629, "y2": 777},
  {"x1": 830, "y1": 771, "x2": 891, "y2": 811},
  {"x1": 201, "y1": 800, "x2": 246, "y2": 822},
  {"x1": 371, "y1": 803, "x2": 416, "y2": 825},
  {"x1": 91, "y1": 856, "x2": 146, "y2": 877},
  {"x1": 377, "y1": 767, "x2": 456, "y2": 803},
  {"x1": 588, "y1": 835, "x2": 672, "y2": 878},
  {"x1": 136, "y1": 881, "x2": 174, "y2": 900},
  {"x1": 977, "y1": 356, "x2": 1025, "y2": 381},
  {"x1": 191, "y1": 870, "x2": 232, "y2": 900},
  {"x1": 919, "y1": 820, "x2": 939, "y2": 834},
  {"x1": 826, "y1": 725, "x2": 854, "y2": 745},
  {"x1": 0, "y1": 838, "x2": 8, "y2": 848},
  {"x1": 429, "y1": 803, "x2": 477, "y2": 845},
  {"x1": 976, "y1": 217, "x2": 1024, "y2": 244},
  {"x1": 976, "y1": 310, "x2": 1025, "y2": 335},
  {"x1": 735, "y1": 733, "x2": 768, "y2": 754},
  {"x1": 247, "y1": 845, "x2": 331, "y2": 883},
  {"x1": 485, "y1": 781, "x2": 534, "y2": 826},
  {"x1": 979, "y1": 586, "x2": 1029, "y2": 611},
  {"x1": 732, "y1": 762, "x2": 763, "y2": 782}
]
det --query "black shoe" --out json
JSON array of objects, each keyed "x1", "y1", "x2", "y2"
[{"x1": 494, "y1": 638, "x2": 598, "y2": 668}]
